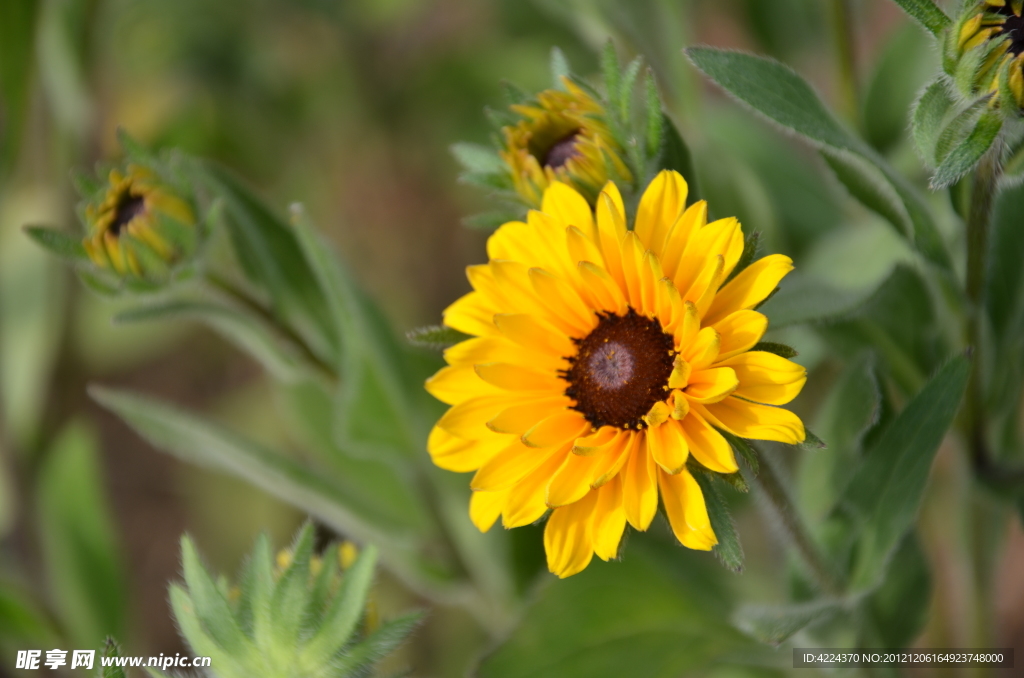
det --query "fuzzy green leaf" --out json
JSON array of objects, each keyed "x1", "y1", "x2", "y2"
[
  {"x1": 658, "y1": 115, "x2": 700, "y2": 201},
  {"x1": 618, "y1": 56, "x2": 643, "y2": 122},
  {"x1": 822, "y1": 149, "x2": 913, "y2": 238},
  {"x1": 837, "y1": 354, "x2": 970, "y2": 590},
  {"x1": 888, "y1": 0, "x2": 950, "y2": 36},
  {"x1": 751, "y1": 341, "x2": 797, "y2": 359},
  {"x1": 643, "y1": 71, "x2": 663, "y2": 158},
  {"x1": 759, "y1": 271, "x2": 878, "y2": 328},
  {"x1": 550, "y1": 47, "x2": 570, "y2": 88},
  {"x1": 180, "y1": 535, "x2": 250, "y2": 654},
  {"x1": 686, "y1": 47, "x2": 952, "y2": 271},
  {"x1": 99, "y1": 638, "x2": 129, "y2": 678},
  {"x1": 911, "y1": 78, "x2": 955, "y2": 167},
  {"x1": 270, "y1": 524, "x2": 317, "y2": 646},
  {"x1": 734, "y1": 599, "x2": 844, "y2": 645},
  {"x1": 451, "y1": 142, "x2": 505, "y2": 175},
  {"x1": 406, "y1": 324, "x2": 471, "y2": 350},
  {"x1": 601, "y1": 41, "x2": 621, "y2": 107},
  {"x1": 721, "y1": 431, "x2": 759, "y2": 476},
  {"x1": 931, "y1": 108, "x2": 1003, "y2": 189},
  {"x1": 333, "y1": 612, "x2": 423, "y2": 677},
  {"x1": 23, "y1": 225, "x2": 88, "y2": 262},
  {"x1": 691, "y1": 472, "x2": 744, "y2": 573}
]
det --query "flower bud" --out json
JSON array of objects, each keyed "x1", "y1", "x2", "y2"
[
  {"x1": 501, "y1": 78, "x2": 632, "y2": 207},
  {"x1": 81, "y1": 162, "x2": 197, "y2": 279},
  {"x1": 951, "y1": 0, "x2": 1024, "y2": 110}
]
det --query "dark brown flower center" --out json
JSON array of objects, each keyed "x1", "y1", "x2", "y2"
[
  {"x1": 111, "y1": 193, "x2": 146, "y2": 236},
  {"x1": 562, "y1": 309, "x2": 676, "y2": 429},
  {"x1": 542, "y1": 131, "x2": 581, "y2": 169},
  {"x1": 995, "y1": 5, "x2": 1024, "y2": 55}
]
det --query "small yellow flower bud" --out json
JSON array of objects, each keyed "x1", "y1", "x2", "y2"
[
  {"x1": 338, "y1": 541, "x2": 359, "y2": 570},
  {"x1": 276, "y1": 548, "x2": 292, "y2": 571}
]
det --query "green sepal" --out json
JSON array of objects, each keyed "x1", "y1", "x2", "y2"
[
  {"x1": 23, "y1": 225, "x2": 89, "y2": 262},
  {"x1": 911, "y1": 78, "x2": 956, "y2": 167},
  {"x1": 888, "y1": 0, "x2": 951, "y2": 37},
  {"x1": 691, "y1": 470, "x2": 745, "y2": 573},
  {"x1": 550, "y1": 47, "x2": 571, "y2": 89},
  {"x1": 932, "y1": 107, "x2": 1003, "y2": 189},
  {"x1": 721, "y1": 430, "x2": 759, "y2": 476},
  {"x1": 751, "y1": 341, "x2": 798, "y2": 359},
  {"x1": 406, "y1": 324, "x2": 471, "y2": 350}
]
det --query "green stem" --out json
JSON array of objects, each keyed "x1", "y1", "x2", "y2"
[
  {"x1": 204, "y1": 272, "x2": 339, "y2": 384},
  {"x1": 750, "y1": 446, "x2": 844, "y2": 596},
  {"x1": 831, "y1": 0, "x2": 859, "y2": 129}
]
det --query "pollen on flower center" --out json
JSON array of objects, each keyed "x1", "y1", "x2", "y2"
[
  {"x1": 111, "y1": 193, "x2": 146, "y2": 236},
  {"x1": 562, "y1": 309, "x2": 676, "y2": 429},
  {"x1": 542, "y1": 132, "x2": 581, "y2": 169},
  {"x1": 995, "y1": 5, "x2": 1024, "y2": 55}
]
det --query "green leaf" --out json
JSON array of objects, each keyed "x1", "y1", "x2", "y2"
[
  {"x1": 657, "y1": 115, "x2": 700, "y2": 201},
  {"x1": 691, "y1": 472, "x2": 744, "y2": 573},
  {"x1": 0, "y1": 583, "x2": 58, "y2": 647},
  {"x1": 476, "y1": 539, "x2": 753, "y2": 678},
  {"x1": 601, "y1": 41, "x2": 621, "y2": 108},
  {"x1": 451, "y1": 142, "x2": 505, "y2": 176},
  {"x1": 644, "y1": 71, "x2": 663, "y2": 158},
  {"x1": 835, "y1": 354, "x2": 970, "y2": 590},
  {"x1": 911, "y1": 78, "x2": 956, "y2": 167},
  {"x1": 759, "y1": 271, "x2": 878, "y2": 328},
  {"x1": 99, "y1": 638, "x2": 128, "y2": 678},
  {"x1": 722, "y1": 431, "x2": 759, "y2": 476},
  {"x1": 821, "y1": 150, "x2": 912, "y2": 238},
  {"x1": 332, "y1": 612, "x2": 423, "y2": 676},
  {"x1": 406, "y1": 324, "x2": 470, "y2": 350},
  {"x1": 88, "y1": 386, "x2": 457, "y2": 598},
  {"x1": 300, "y1": 545, "x2": 378, "y2": 668},
  {"x1": 199, "y1": 162, "x2": 338, "y2": 360},
  {"x1": 864, "y1": 25, "x2": 934, "y2": 153},
  {"x1": 23, "y1": 225, "x2": 88, "y2": 262},
  {"x1": 751, "y1": 341, "x2": 797, "y2": 359},
  {"x1": 865, "y1": 533, "x2": 931, "y2": 646},
  {"x1": 0, "y1": 0, "x2": 40, "y2": 172},
  {"x1": 888, "y1": 0, "x2": 951, "y2": 36},
  {"x1": 685, "y1": 47, "x2": 951, "y2": 271},
  {"x1": 733, "y1": 598, "x2": 844, "y2": 646},
  {"x1": 550, "y1": 47, "x2": 571, "y2": 88},
  {"x1": 179, "y1": 535, "x2": 249, "y2": 654},
  {"x1": 36, "y1": 421, "x2": 126, "y2": 648},
  {"x1": 270, "y1": 524, "x2": 316, "y2": 645},
  {"x1": 931, "y1": 108, "x2": 1003, "y2": 189}
]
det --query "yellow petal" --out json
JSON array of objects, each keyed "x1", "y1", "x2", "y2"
[
  {"x1": 622, "y1": 433, "x2": 658, "y2": 530},
  {"x1": 578, "y1": 261, "x2": 628, "y2": 315},
  {"x1": 594, "y1": 188, "x2": 627, "y2": 289},
  {"x1": 438, "y1": 394, "x2": 534, "y2": 440},
  {"x1": 565, "y1": 225, "x2": 604, "y2": 268},
  {"x1": 704, "y1": 254, "x2": 793, "y2": 325},
  {"x1": 528, "y1": 267, "x2": 596, "y2": 333},
  {"x1": 635, "y1": 170, "x2": 688, "y2": 256},
  {"x1": 427, "y1": 426, "x2": 508, "y2": 472},
  {"x1": 487, "y1": 397, "x2": 571, "y2": 434},
  {"x1": 712, "y1": 310, "x2": 768, "y2": 362},
  {"x1": 620, "y1": 231, "x2": 646, "y2": 309},
  {"x1": 668, "y1": 356, "x2": 692, "y2": 389},
  {"x1": 470, "y1": 490, "x2": 508, "y2": 531},
  {"x1": 490, "y1": 260, "x2": 581, "y2": 337},
  {"x1": 502, "y1": 451, "x2": 564, "y2": 527},
  {"x1": 718, "y1": 351, "x2": 807, "y2": 405},
  {"x1": 571, "y1": 426, "x2": 619, "y2": 456},
  {"x1": 591, "y1": 477, "x2": 627, "y2": 561},
  {"x1": 522, "y1": 409, "x2": 591, "y2": 448},
  {"x1": 699, "y1": 397, "x2": 806, "y2": 444},
  {"x1": 646, "y1": 419, "x2": 689, "y2": 474},
  {"x1": 640, "y1": 251, "x2": 663, "y2": 317},
  {"x1": 493, "y1": 313, "x2": 575, "y2": 357},
  {"x1": 643, "y1": 400, "x2": 672, "y2": 428},
  {"x1": 671, "y1": 389, "x2": 690, "y2": 420},
  {"x1": 425, "y1": 365, "x2": 497, "y2": 405},
  {"x1": 472, "y1": 438, "x2": 566, "y2": 491},
  {"x1": 658, "y1": 468, "x2": 717, "y2": 550},
  {"x1": 660, "y1": 200, "x2": 708, "y2": 281},
  {"x1": 680, "y1": 411, "x2": 738, "y2": 473},
  {"x1": 542, "y1": 181, "x2": 595, "y2": 234},
  {"x1": 544, "y1": 491, "x2": 598, "y2": 578},
  {"x1": 683, "y1": 254, "x2": 724, "y2": 319},
  {"x1": 444, "y1": 336, "x2": 565, "y2": 372},
  {"x1": 546, "y1": 436, "x2": 630, "y2": 507},
  {"x1": 685, "y1": 366, "x2": 739, "y2": 404},
  {"x1": 681, "y1": 327, "x2": 721, "y2": 371},
  {"x1": 671, "y1": 300, "x2": 700, "y2": 349},
  {"x1": 443, "y1": 291, "x2": 497, "y2": 337},
  {"x1": 474, "y1": 362, "x2": 565, "y2": 392}
]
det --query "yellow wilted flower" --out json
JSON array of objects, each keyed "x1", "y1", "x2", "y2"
[
  {"x1": 425, "y1": 172, "x2": 806, "y2": 578},
  {"x1": 501, "y1": 78, "x2": 632, "y2": 207}
]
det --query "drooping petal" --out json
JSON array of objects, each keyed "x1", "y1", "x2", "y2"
[
  {"x1": 591, "y1": 477, "x2": 627, "y2": 561},
  {"x1": 544, "y1": 491, "x2": 599, "y2": 577},
  {"x1": 546, "y1": 433, "x2": 631, "y2": 507},
  {"x1": 622, "y1": 433, "x2": 658, "y2": 530},
  {"x1": 718, "y1": 351, "x2": 807, "y2": 405},
  {"x1": 658, "y1": 468, "x2": 717, "y2": 550},
  {"x1": 699, "y1": 397, "x2": 806, "y2": 444}
]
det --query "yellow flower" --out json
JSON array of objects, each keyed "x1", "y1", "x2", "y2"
[
  {"x1": 501, "y1": 78, "x2": 632, "y2": 207},
  {"x1": 425, "y1": 171, "x2": 807, "y2": 578},
  {"x1": 956, "y1": 0, "x2": 1024, "y2": 108},
  {"x1": 83, "y1": 164, "x2": 195, "y2": 276}
]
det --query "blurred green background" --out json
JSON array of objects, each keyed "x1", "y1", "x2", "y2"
[{"x1": 1, "y1": 0, "x2": 1023, "y2": 676}]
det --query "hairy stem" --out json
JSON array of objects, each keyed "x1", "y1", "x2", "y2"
[
  {"x1": 204, "y1": 272, "x2": 339, "y2": 384},
  {"x1": 750, "y1": 446, "x2": 844, "y2": 596}
]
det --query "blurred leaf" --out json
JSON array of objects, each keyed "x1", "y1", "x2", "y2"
[
  {"x1": 751, "y1": 341, "x2": 797, "y2": 359},
  {"x1": 931, "y1": 108, "x2": 1002, "y2": 189},
  {"x1": 199, "y1": 163, "x2": 338, "y2": 361},
  {"x1": 406, "y1": 325, "x2": 471, "y2": 350},
  {"x1": 0, "y1": 0, "x2": 40, "y2": 171},
  {"x1": 477, "y1": 539, "x2": 752, "y2": 678},
  {"x1": 37, "y1": 421, "x2": 126, "y2": 648},
  {"x1": 114, "y1": 300, "x2": 305, "y2": 382},
  {"x1": 863, "y1": 25, "x2": 932, "y2": 153},
  {"x1": 88, "y1": 386, "x2": 464, "y2": 598},
  {"x1": 99, "y1": 638, "x2": 129, "y2": 678},
  {"x1": 451, "y1": 142, "x2": 505, "y2": 176},
  {"x1": 733, "y1": 598, "x2": 843, "y2": 646},
  {"x1": 290, "y1": 205, "x2": 424, "y2": 458},
  {"x1": 759, "y1": 271, "x2": 877, "y2": 328},
  {"x1": 888, "y1": 0, "x2": 951, "y2": 36},
  {"x1": 23, "y1": 226, "x2": 88, "y2": 262},
  {"x1": 722, "y1": 431, "x2": 759, "y2": 476},
  {"x1": 911, "y1": 79, "x2": 956, "y2": 167},
  {"x1": 692, "y1": 472, "x2": 744, "y2": 573},
  {"x1": 0, "y1": 583, "x2": 58, "y2": 648},
  {"x1": 685, "y1": 47, "x2": 952, "y2": 272},
  {"x1": 550, "y1": 47, "x2": 571, "y2": 88},
  {"x1": 821, "y1": 150, "x2": 910, "y2": 235},
  {"x1": 658, "y1": 114, "x2": 700, "y2": 202},
  {"x1": 800, "y1": 353, "x2": 882, "y2": 523},
  {"x1": 833, "y1": 354, "x2": 969, "y2": 591},
  {"x1": 865, "y1": 533, "x2": 931, "y2": 646}
]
